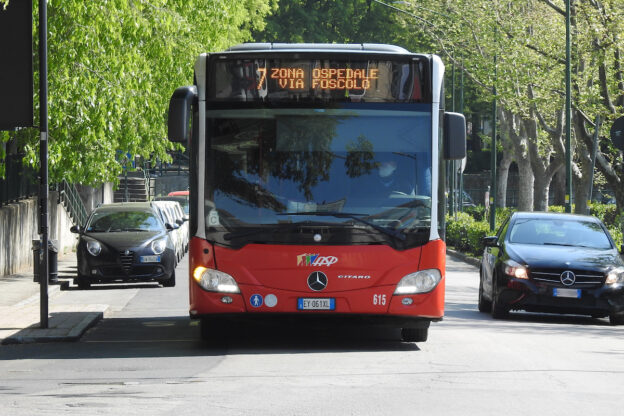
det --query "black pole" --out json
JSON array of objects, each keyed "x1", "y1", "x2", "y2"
[
  {"x1": 38, "y1": 0, "x2": 49, "y2": 328},
  {"x1": 459, "y1": 56, "x2": 464, "y2": 212},
  {"x1": 449, "y1": 62, "x2": 456, "y2": 216},
  {"x1": 490, "y1": 49, "x2": 497, "y2": 232},
  {"x1": 565, "y1": 0, "x2": 572, "y2": 213}
]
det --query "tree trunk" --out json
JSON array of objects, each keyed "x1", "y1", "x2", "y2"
[
  {"x1": 496, "y1": 134, "x2": 514, "y2": 208},
  {"x1": 552, "y1": 168, "x2": 566, "y2": 206},
  {"x1": 504, "y1": 110, "x2": 533, "y2": 211}
]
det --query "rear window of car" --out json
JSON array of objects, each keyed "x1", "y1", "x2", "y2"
[
  {"x1": 509, "y1": 218, "x2": 612, "y2": 249},
  {"x1": 87, "y1": 210, "x2": 163, "y2": 232}
]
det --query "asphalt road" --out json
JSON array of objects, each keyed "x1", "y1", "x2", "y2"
[{"x1": 1, "y1": 255, "x2": 623, "y2": 416}]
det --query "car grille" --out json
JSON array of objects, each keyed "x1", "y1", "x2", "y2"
[
  {"x1": 530, "y1": 268, "x2": 604, "y2": 288},
  {"x1": 120, "y1": 251, "x2": 134, "y2": 274}
]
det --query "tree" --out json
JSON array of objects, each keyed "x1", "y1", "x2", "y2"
[{"x1": 1, "y1": 0, "x2": 277, "y2": 186}]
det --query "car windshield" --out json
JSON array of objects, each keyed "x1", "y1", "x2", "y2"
[
  {"x1": 508, "y1": 218, "x2": 613, "y2": 249},
  {"x1": 86, "y1": 210, "x2": 163, "y2": 232},
  {"x1": 205, "y1": 106, "x2": 432, "y2": 246}
]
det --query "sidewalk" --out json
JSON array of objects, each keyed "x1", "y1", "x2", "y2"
[{"x1": 0, "y1": 252, "x2": 107, "y2": 345}]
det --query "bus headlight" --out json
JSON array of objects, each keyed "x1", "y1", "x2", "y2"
[
  {"x1": 394, "y1": 269, "x2": 442, "y2": 295},
  {"x1": 193, "y1": 267, "x2": 240, "y2": 293}
]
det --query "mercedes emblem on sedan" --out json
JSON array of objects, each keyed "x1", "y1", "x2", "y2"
[
  {"x1": 560, "y1": 270, "x2": 576, "y2": 286},
  {"x1": 307, "y1": 271, "x2": 328, "y2": 291}
]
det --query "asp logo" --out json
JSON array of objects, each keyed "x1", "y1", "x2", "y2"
[{"x1": 297, "y1": 254, "x2": 338, "y2": 267}]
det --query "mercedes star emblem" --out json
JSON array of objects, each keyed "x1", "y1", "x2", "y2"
[
  {"x1": 307, "y1": 271, "x2": 328, "y2": 291},
  {"x1": 560, "y1": 270, "x2": 576, "y2": 286}
]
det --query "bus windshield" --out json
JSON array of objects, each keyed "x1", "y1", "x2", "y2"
[{"x1": 205, "y1": 106, "x2": 432, "y2": 247}]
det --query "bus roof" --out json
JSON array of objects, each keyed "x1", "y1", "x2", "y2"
[{"x1": 225, "y1": 43, "x2": 413, "y2": 55}]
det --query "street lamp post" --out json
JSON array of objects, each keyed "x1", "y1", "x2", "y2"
[{"x1": 565, "y1": 0, "x2": 572, "y2": 213}]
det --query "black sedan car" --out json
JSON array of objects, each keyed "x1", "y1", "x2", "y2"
[
  {"x1": 479, "y1": 212, "x2": 624, "y2": 324},
  {"x1": 70, "y1": 202, "x2": 177, "y2": 289}
]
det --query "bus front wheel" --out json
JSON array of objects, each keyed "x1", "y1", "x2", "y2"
[
  {"x1": 200, "y1": 318, "x2": 226, "y2": 343},
  {"x1": 401, "y1": 327, "x2": 428, "y2": 343}
]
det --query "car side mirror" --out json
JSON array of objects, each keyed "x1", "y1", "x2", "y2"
[
  {"x1": 176, "y1": 219, "x2": 184, "y2": 226},
  {"x1": 482, "y1": 236, "x2": 499, "y2": 247},
  {"x1": 165, "y1": 223, "x2": 174, "y2": 231},
  {"x1": 70, "y1": 225, "x2": 81, "y2": 234}
]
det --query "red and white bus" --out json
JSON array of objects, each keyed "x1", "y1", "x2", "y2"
[{"x1": 168, "y1": 43, "x2": 465, "y2": 342}]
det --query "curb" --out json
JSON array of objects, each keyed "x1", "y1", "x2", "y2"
[
  {"x1": 446, "y1": 248, "x2": 481, "y2": 268},
  {"x1": 1, "y1": 311, "x2": 103, "y2": 345}
]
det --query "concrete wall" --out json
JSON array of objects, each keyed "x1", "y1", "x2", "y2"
[
  {"x1": 0, "y1": 193, "x2": 78, "y2": 276},
  {"x1": 76, "y1": 183, "x2": 114, "y2": 216}
]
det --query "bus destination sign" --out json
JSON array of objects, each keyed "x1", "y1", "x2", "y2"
[
  {"x1": 212, "y1": 57, "x2": 427, "y2": 102},
  {"x1": 257, "y1": 67, "x2": 380, "y2": 91}
]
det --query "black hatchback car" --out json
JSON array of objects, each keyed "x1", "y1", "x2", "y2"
[
  {"x1": 479, "y1": 212, "x2": 624, "y2": 324},
  {"x1": 71, "y1": 202, "x2": 177, "y2": 289}
]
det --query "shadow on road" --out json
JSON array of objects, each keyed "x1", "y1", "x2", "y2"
[{"x1": 0, "y1": 316, "x2": 420, "y2": 360}]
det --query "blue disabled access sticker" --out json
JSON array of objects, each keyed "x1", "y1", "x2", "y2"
[{"x1": 250, "y1": 294, "x2": 263, "y2": 308}]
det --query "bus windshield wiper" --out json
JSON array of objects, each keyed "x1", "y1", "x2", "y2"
[{"x1": 278, "y1": 211, "x2": 406, "y2": 241}]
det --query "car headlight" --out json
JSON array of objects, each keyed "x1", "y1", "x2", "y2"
[
  {"x1": 193, "y1": 267, "x2": 240, "y2": 293},
  {"x1": 504, "y1": 259, "x2": 529, "y2": 279},
  {"x1": 605, "y1": 267, "x2": 624, "y2": 284},
  {"x1": 86, "y1": 240, "x2": 102, "y2": 256},
  {"x1": 151, "y1": 238, "x2": 167, "y2": 255},
  {"x1": 394, "y1": 269, "x2": 442, "y2": 295}
]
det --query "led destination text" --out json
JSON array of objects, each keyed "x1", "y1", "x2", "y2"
[{"x1": 257, "y1": 67, "x2": 379, "y2": 91}]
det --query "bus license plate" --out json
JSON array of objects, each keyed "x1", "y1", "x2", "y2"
[
  {"x1": 140, "y1": 255, "x2": 160, "y2": 263},
  {"x1": 298, "y1": 298, "x2": 335, "y2": 310},
  {"x1": 553, "y1": 288, "x2": 581, "y2": 298}
]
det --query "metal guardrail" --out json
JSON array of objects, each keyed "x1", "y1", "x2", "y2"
[
  {"x1": 0, "y1": 154, "x2": 38, "y2": 207},
  {"x1": 146, "y1": 150, "x2": 189, "y2": 177},
  {"x1": 56, "y1": 180, "x2": 88, "y2": 226}
]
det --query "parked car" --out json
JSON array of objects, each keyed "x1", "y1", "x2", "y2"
[
  {"x1": 168, "y1": 190, "x2": 189, "y2": 197},
  {"x1": 479, "y1": 212, "x2": 624, "y2": 324},
  {"x1": 154, "y1": 195, "x2": 189, "y2": 215},
  {"x1": 152, "y1": 200, "x2": 187, "y2": 260},
  {"x1": 70, "y1": 202, "x2": 177, "y2": 289}
]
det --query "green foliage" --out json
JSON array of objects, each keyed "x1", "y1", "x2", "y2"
[
  {"x1": 252, "y1": 0, "x2": 403, "y2": 45},
  {"x1": 8, "y1": 0, "x2": 276, "y2": 185},
  {"x1": 446, "y1": 209, "x2": 511, "y2": 256}
]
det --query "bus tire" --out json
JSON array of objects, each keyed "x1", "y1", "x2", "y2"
[
  {"x1": 401, "y1": 327, "x2": 428, "y2": 343},
  {"x1": 200, "y1": 318, "x2": 226, "y2": 344}
]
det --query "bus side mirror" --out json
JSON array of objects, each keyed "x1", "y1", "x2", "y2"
[
  {"x1": 168, "y1": 86, "x2": 197, "y2": 143},
  {"x1": 443, "y1": 112, "x2": 467, "y2": 160}
]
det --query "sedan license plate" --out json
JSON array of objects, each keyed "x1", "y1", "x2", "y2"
[
  {"x1": 140, "y1": 255, "x2": 160, "y2": 263},
  {"x1": 297, "y1": 298, "x2": 335, "y2": 310},
  {"x1": 553, "y1": 288, "x2": 581, "y2": 298}
]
